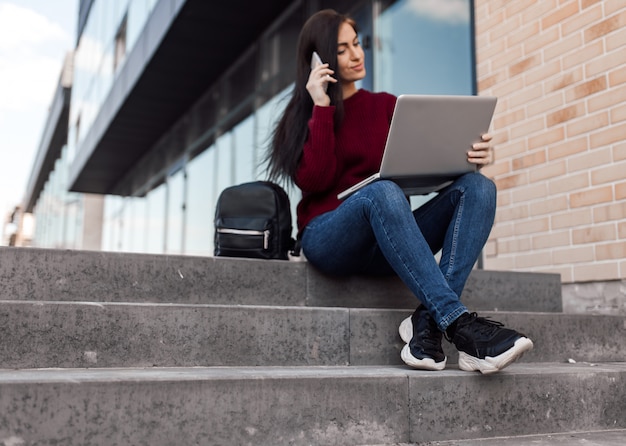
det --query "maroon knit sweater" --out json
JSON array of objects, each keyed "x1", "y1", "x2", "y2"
[{"x1": 295, "y1": 89, "x2": 397, "y2": 233}]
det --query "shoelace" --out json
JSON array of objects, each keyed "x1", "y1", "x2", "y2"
[
  {"x1": 445, "y1": 312, "x2": 505, "y2": 341},
  {"x1": 460, "y1": 312, "x2": 504, "y2": 335}
]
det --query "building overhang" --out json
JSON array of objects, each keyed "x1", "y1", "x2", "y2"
[
  {"x1": 68, "y1": 0, "x2": 294, "y2": 195},
  {"x1": 24, "y1": 53, "x2": 73, "y2": 213}
]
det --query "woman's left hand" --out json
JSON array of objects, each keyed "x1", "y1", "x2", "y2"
[{"x1": 467, "y1": 133, "x2": 493, "y2": 168}]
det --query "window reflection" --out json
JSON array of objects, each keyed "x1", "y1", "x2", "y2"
[
  {"x1": 166, "y1": 166, "x2": 185, "y2": 254},
  {"x1": 145, "y1": 183, "x2": 166, "y2": 254},
  {"x1": 186, "y1": 148, "x2": 216, "y2": 256},
  {"x1": 255, "y1": 88, "x2": 291, "y2": 181},
  {"x1": 214, "y1": 133, "x2": 234, "y2": 207},
  {"x1": 375, "y1": 0, "x2": 474, "y2": 95},
  {"x1": 103, "y1": 195, "x2": 123, "y2": 251},
  {"x1": 70, "y1": 0, "x2": 158, "y2": 162},
  {"x1": 233, "y1": 116, "x2": 255, "y2": 184},
  {"x1": 127, "y1": 196, "x2": 148, "y2": 253}
]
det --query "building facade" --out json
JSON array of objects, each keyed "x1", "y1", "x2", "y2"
[
  {"x1": 27, "y1": 0, "x2": 476, "y2": 254},
  {"x1": 476, "y1": 0, "x2": 626, "y2": 313},
  {"x1": 23, "y1": 0, "x2": 626, "y2": 314}
]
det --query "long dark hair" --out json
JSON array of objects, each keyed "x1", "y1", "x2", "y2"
[{"x1": 267, "y1": 9, "x2": 357, "y2": 183}]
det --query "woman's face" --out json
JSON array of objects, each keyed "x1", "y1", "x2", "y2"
[{"x1": 336, "y1": 21, "x2": 366, "y2": 84}]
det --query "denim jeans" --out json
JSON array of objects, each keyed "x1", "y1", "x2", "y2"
[{"x1": 301, "y1": 172, "x2": 497, "y2": 331}]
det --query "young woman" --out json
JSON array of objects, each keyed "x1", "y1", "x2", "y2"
[{"x1": 267, "y1": 9, "x2": 533, "y2": 374}]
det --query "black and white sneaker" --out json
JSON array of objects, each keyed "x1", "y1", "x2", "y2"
[
  {"x1": 399, "y1": 305, "x2": 447, "y2": 371},
  {"x1": 447, "y1": 312, "x2": 533, "y2": 374}
]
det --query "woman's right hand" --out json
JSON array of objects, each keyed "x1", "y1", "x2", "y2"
[{"x1": 306, "y1": 63, "x2": 337, "y2": 106}]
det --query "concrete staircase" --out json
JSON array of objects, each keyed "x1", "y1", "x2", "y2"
[{"x1": 0, "y1": 247, "x2": 624, "y2": 445}]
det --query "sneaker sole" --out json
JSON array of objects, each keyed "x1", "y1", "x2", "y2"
[
  {"x1": 399, "y1": 316, "x2": 447, "y2": 371},
  {"x1": 401, "y1": 344, "x2": 447, "y2": 371},
  {"x1": 398, "y1": 316, "x2": 412, "y2": 344},
  {"x1": 458, "y1": 337, "x2": 534, "y2": 375}
]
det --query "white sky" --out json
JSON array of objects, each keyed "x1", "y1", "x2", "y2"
[{"x1": 0, "y1": 0, "x2": 77, "y2": 219}]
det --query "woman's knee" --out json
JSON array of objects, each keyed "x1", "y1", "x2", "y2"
[
  {"x1": 459, "y1": 172, "x2": 496, "y2": 202},
  {"x1": 356, "y1": 180, "x2": 408, "y2": 207},
  {"x1": 346, "y1": 180, "x2": 413, "y2": 225}
]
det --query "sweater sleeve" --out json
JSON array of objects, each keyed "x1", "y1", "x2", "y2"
[{"x1": 294, "y1": 105, "x2": 337, "y2": 193}]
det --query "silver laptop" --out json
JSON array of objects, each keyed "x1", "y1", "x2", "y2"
[{"x1": 337, "y1": 94, "x2": 497, "y2": 200}]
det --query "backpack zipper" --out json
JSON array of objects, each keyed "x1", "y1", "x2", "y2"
[{"x1": 217, "y1": 228, "x2": 270, "y2": 250}]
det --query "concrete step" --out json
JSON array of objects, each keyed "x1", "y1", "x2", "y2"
[
  {"x1": 1, "y1": 301, "x2": 623, "y2": 369},
  {"x1": 0, "y1": 247, "x2": 562, "y2": 312},
  {"x1": 369, "y1": 429, "x2": 626, "y2": 445},
  {"x1": 0, "y1": 363, "x2": 624, "y2": 445}
]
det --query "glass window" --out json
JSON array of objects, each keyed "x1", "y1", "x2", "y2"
[
  {"x1": 145, "y1": 182, "x2": 166, "y2": 253},
  {"x1": 166, "y1": 166, "x2": 185, "y2": 254},
  {"x1": 255, "y1": 86, "x2": 291, "y2": 180},
  {"x1": 113, "y1": 14, "x2": 128, "y2": 73},
  {"x1": 125, "y1": 196, "x2": 148, "y2": 253},
  {"x1": 103, "y1": 195, "x2": 124, "y2": 251},
  {"x1": 63, "y1": 202, "x2": 76, "y2": 249},
  {"x1": 374, "y1": 0, "x2": 474, "y2": 95},
  {"x1": 233, "y1": 116, "x2": 255, "y2": 184},
  {"x1": 118, "y1": 197, "x2": 133, "y2": 252},
  {"x1": 214, "y1": 133, "x2": 234, "y2": 200},
  {"x1": 127, "y1": 0, "x2": 150, "y2": 52},
  {"x1": 101, "y1": 211, "x2": 112, "y2": 251},
  {"x1": 186, "y1": 147, "x2": 216, "y2": 256},
  {"x1": 118, "y1": 197, "x2": 130, "y2": 253},
  {"x1": 63, "y1": 195, "x2": 82, "y2": 250}
]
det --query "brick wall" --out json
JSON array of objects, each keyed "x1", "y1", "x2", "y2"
[{"x1": 475, "y1": 0, "x2": 626, "y2": 284}]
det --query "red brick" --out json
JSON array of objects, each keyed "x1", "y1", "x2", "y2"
[
  {"x1": 570, "y1": 76, "x2": 608, "y2": 100},
  {"x1": 584, "y1": 10, "x2": 626, "y2": 42}
]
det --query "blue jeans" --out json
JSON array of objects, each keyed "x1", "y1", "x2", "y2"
[{"x1": 301, "y1": 172, "x2": 497, "y2": 331}]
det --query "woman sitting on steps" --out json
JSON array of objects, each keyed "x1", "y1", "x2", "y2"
[{"x1": 266, "y1": 9, "x2": 533, "y2": 374}]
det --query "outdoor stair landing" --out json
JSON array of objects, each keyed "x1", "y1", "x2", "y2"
[{"x1": 0, "y1": 247, "x2": 624, "y2": 445}]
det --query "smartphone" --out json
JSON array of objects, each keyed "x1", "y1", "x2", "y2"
[
  {"x1": 310, "y1": 51, "x2": 328, "y2": 91},
  {"x1": 310, "y1": 51, "x2": 323, "y2": 70}
]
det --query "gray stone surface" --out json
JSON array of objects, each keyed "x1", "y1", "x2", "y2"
[
  {"x1": 370, "y1": 429, "x2": 626, "y2": 445},
  {"x1": 1, "y1": 301, "x2": 624, "y2": 369},
  {"x1": 306, "y1": 268, "x2": 562, "y2": 312},
  {"x1": 0, "y1": 301, "x2": 350, "y2": 368},
  {"x1": 488, "y1": 311, "x2": 626, "y2": 364},
  {"x1": 0, "y1": 247, "x2": 562, "y2": 312},
  {"x1": 408, "y1": 363, "x2": 626, "y2": 442},
  {"x1": 349, "y1": 310, "x2": 626, "y2": 366},
  {"x1": 0, "y1": 366, "x2": 410, "y2": 446},
  {"x1": 0, "y1": 364, "x2": 624, "y2": 445},
  {"x1": 461, "y1": 270, "x2": 562, "y2": 312},
  {"x1": 1, "y1": 246, "x2": 624, "y2": 444},
  {"x1": 563, "y1": 280, "x2": 626, "y2": 315},
  {"x1": 0, "y1": 247, "x2": 307, "y2": 306}
]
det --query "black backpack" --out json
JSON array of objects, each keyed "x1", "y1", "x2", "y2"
[{"x1": 214, "y1": 181, "x2": 298, "y2": 260}]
